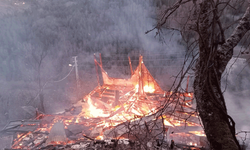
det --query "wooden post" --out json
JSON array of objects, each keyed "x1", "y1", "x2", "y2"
[
  {"x1": 186, "y1": 75, "x2": 190, "y2": 92},
  {"x1": 128, "y1": 56, "x2": 133, "y2": 76},
  {"x1": 138, "y1": 55, "x2": 144, "y2": 96},
  {"x1": 94, "y1": 54, "x2": 100, "y2": 87},
  {"x1": 113, "y1": 90, "x2": 120, "y2": 107},
  {"x1": 99, "y1": 53, "x2": 102, "y2": 67},
  {"x1": 73, "y1": 56, "x2": 80, "y2": 90}
]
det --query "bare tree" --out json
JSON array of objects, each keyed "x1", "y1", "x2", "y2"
[
  {"x1": 34, "y1": 49, "x2": 48, "y2": 113},
  {"x1": 149, "y1": 0, "x2": 250, "y2": 149},
  {"x1": 26, "y1": 45, "x2": 48, "y2": 113}
]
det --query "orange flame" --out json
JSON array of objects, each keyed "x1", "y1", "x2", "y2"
[
  {"x1": 135, "y1": 84, "x2": 155, "y2": 93},
  {"x1": 189, "y1": 131, "x2": 206, "y2": 136},
  {"x1": 96, "y1": 135, "x2": 104, "y2": 140},
  {"x1": 85, "y1": 96, "x2": 110, "y2": 118},
  {"x1": 143, "y1": 85, "x2": 155, "y2": 93}
]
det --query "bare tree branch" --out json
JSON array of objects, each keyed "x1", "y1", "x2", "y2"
[{"x1": 217, "y1": 6, "x2": 250, "y2": 74}]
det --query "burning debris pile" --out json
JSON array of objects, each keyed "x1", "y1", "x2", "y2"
[{"x1": 1, "y1": 55, "x2": 207, "y2": 149}]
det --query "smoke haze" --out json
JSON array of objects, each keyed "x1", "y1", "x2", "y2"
[
  {"x1": 0, "y1": 0, "x2": 185, "y2": 127},
  {"x1": 0, "y1": 0, "x2": 249, "y2": 147}
]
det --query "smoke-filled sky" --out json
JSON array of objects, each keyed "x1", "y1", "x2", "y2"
[
  {"x1": 0, "y1": 0, "x2": 185, "y2": 124},
  {"x1": 0, "y1": 0, "x2": 249, "y2": 146}
]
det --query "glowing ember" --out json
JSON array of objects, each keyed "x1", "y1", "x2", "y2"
[
  {"x1": 164, "y1": 120, "x2": 174, "y2": 127},
  {"x1": 135, "y1": 84, "x2": 139, "y2": 92},
  {"x1": 96, "y1": 135, "x2": 104, "y2": 140},
  {"x1": 135, "y1": 84, "x2": 155, "y2": 93},
  {"x1": 9, "y1": 55, "x2": 203, "y2": 149},
  {"x1": 162, "y1": 116, "x2": 182, "y2": 127},
  {"x1": 85, "y1": 97, "x2": 110, "y2": 118},
  {"x1": 131, "y1": 108, "x2": 142, "y2": 116},
  {"x1": 189, "y1": 131, "x2": 206, "y2": 136},
  {"x1": 188, "y1": 142, "x2": 197, "y2": 146},
  {"x1": 143, "y1": 85, "x2": 155, "y2": 93},
  {"x1": 75, "y1": 117, "x2": 80, "y2": 123}
]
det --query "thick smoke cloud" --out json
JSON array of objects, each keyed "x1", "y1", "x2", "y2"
[
  {"x1": 222, "y1": 49, "x2": 250, "y2": 145},
  {"x1": 0, "y1": 0, "x2": 249, "y2": 148},
  {"x1": 0, "y1": 0, "x2": 185, "y2": 126}
]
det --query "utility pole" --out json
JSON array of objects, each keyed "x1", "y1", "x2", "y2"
[{"x1": 73, "y1": 56, "x2": 80, "y2": 90}]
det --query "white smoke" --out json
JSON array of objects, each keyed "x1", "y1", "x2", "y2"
[{"x1": 223, "y1": 56, "x2": 250, "y2": 146}]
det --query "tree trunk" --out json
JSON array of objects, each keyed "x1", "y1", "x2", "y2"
[
  {"x1": 39, "y1": 93, "x2": 45, "y2": 113},
  {"x1": 194, "y1": 2, "x2": 250, "y2": 150},
  {"x1": 194, "y1": 65, "x2": 239, "y2": 150},
  {"x1": 38, "y1": 63, "x2": 45, "y2": 113}
]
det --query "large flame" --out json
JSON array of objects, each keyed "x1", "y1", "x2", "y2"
[
  {"x1": 164, "y1": 120, "x2": 174, "y2": 127},
  {"x1": 135, "y1": 84, "x2": 155, "y2": 93},
  {"x1": 10, "y1": 55, "x2": 205, "y2": 149},
  {"x1": 189, "y1": 131, "x2": 206, "y2": 136},
  {"x1": 85, "y1": 97, "x2": 110, "y2": 118},
  {"x1": 143, "y1": 85, "x2": 155, "y2": 93}
]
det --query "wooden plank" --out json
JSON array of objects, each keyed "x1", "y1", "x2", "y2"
[
  {"x1": 5, "y1": 125, "x2": 38, "y2": 132},
  {"x1": 2, "y1": 120, "x2": 40, "y2": 132}
]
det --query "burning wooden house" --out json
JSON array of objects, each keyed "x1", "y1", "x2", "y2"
[{"x1": 1, "y1": 55, "x2": 207, "y2": 149}]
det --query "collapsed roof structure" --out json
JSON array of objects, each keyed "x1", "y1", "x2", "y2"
[{"x1": 0, "y1": 54, "x2": 207, "y2": 149}]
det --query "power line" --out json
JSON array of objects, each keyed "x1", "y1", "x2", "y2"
[
  {"x1": 52, "y1": 65, "x2": 75, "y2": 83},
  {"x1": 72, "y1": 56, "x2": 80, "y2": 90},
  {"x1": 27, "y1": 65, "x2": 75, "y2": 105},
  {"x1": 97, "y1": 53, "x2": 185, "y2": 56},
  {"x1": 99, "y1": 58, "x2": 185, "y2": 61},
  {"x1": 77, "y1": 59, "x2": 185, "y2": 65}
]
